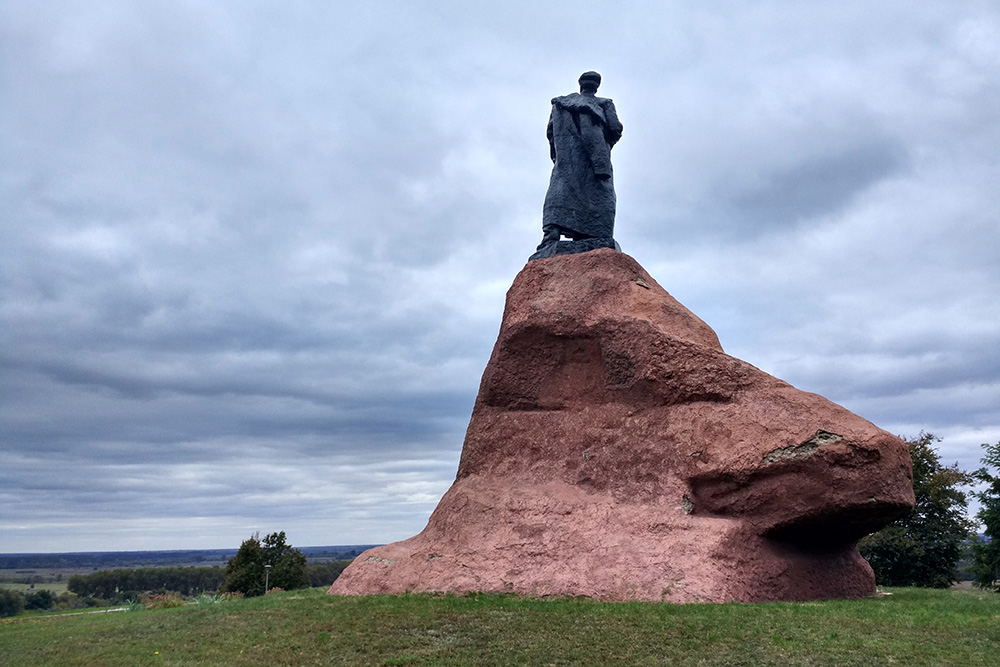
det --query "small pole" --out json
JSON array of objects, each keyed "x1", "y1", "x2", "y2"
[{"x1": 264, "y1": 564, "x2": 271, "y2": 593}]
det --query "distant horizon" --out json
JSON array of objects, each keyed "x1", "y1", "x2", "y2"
[
  {"x1": 0, "y1": 525, "x2": 421, "y2": 555},
  {"x1": 0, "y1": 543, "x2": 384, "y2": 558}
]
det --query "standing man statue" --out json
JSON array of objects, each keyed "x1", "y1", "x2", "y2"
[{"x1": 530, "y1": 71, "x2": 624, "y2": 260}]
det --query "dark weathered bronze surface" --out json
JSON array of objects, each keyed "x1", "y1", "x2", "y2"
[{"x1": 531, "y1": 72, "x2": 623, "y2": 261}]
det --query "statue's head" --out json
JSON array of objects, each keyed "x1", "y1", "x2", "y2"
[{"x1": 579, "y1": 71, "x2": 601, "y2": 93}]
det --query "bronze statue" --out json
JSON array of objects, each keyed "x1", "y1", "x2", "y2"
[{"x1": 531, "y1": 71, "x2": 623, "y2": 260}]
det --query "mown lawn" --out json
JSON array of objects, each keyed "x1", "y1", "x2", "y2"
[{"x1": 2, "y1": 587, "x2": 998, "y2": 666}]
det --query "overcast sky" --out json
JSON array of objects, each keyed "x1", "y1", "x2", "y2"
[{"x1": 2, "y1": 1, "x2": 998, "y2": 553}]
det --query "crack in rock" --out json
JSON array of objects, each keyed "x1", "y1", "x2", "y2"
[{"x1": 762, "y1": 430, "x2": 843, "y2": 465}]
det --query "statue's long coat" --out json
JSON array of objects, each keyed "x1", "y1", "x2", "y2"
[{"x1": 542, "y1": 92, "x2": 623, "y2": 239}]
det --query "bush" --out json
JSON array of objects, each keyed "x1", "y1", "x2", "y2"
[
  {"x1": 0, "y1": 589, "x2": 26, "y2": 617},
  {"x1": 24, "y1": 589, "x2": 55, "y2": 611}
]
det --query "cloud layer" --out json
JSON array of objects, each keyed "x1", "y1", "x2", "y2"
[{"x1": 3, "y1": 1, "x2": 999, "y2": 551}]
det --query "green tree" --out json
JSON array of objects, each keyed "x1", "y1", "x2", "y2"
[
  {"x1": 223, "y1": 531, "x2": 309, "y2": 597},
  {"x1": 859, "y1": 433, "x2": 974, "y2": 587},
  {"x1": 0, "y1": 589, "x2": 25, "y2": 617},
  {"x1": 67, "y1": 567, "x2": 225, "y2": 600},
  {"x1": 24, "y1": 589, "x2": 55, "y2": 611},
  {"x1": 261, "y1": 531, "x2": 309, "y2": 591},
  {"x1": 223, "y1": 534, "x2": 266, "y2": 596},
  {"x1": 306, "y1": 560, "x2": 352, "y2": 588},
  {"x1": 971, "y1": 440, "x2": 1000, "y2": 590}
]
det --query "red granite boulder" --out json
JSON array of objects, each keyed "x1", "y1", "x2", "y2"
[{"x1": 330, "y1": 249, "x2": 914, "y2": 602}]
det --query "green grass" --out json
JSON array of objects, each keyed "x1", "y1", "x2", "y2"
[{"x1": 2, "y1": 588, "x2": 998, "y2": 666}]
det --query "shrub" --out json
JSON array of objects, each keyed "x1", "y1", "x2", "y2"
[
  {"x1": 0, "y1": 589, "x2": 25, "y2": 617},
  {"x1": 24, "y1": 589, "x2": 55, "y2": 611}
]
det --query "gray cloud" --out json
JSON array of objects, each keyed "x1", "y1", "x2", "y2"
[{"x1": 2, "y1": 0, "x2": 999, "y2": 552}]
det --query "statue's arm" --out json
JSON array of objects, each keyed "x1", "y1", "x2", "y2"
[
  {"x1": 547, "y1": 111, "x2": 556, "y2": 162},
  {"x1": 603, "y1": 100, "x2": 623, "y2": 147}
]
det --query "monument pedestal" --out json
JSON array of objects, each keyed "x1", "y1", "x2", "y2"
[
  {"x1": 529, "y1": 237, "x2": 620, "y2": 261},
  {"x1": 330, "y1": 250, "x2": 914, "y2": 602}
]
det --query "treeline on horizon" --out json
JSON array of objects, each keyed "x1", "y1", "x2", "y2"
[
  {"x1": 66, "y1": 562, "x2": 352, "y2": 600},
  {"x1": 0, "y1": 545, "x2": 380, "y2": 571}
]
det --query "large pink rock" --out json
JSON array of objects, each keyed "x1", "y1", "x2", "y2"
[{"x1": 330, "y1": 249, "x2": 914, "y2": 602}]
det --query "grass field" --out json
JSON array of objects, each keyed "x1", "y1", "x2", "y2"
[
  {"x1": 0, "y1": 568, "x2": 77, "y2": 595},
  {"x1": 2, "y1": 587, "x2": 998, "y2": 666},
  {"x1": 0, "y1": 581, "x2": 70, "y2": 595}
]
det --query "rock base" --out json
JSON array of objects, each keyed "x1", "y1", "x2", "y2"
[
  {"x1": 330, "y1": 250, "x2": 914, "y2": 602},
  {"x1": 529, "y1": 237, "x2": 620, "y2": 260}
]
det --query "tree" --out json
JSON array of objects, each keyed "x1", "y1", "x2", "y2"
[
  {"x1": 971, "y1": 440, "x2": 1000, "y2": 590},
  {"x1": 0, "y1": 589, "x2": 25, "y2": 617},
  {"x1": 859, "y1": 433, "x2": 974, "y2": 587},
  {"x1": 261, "y1": 531, "x2": 309, "y2": 592},
  {"x1": 223, "y1": 531, "x2": 309, "y2": 597},
  {"x1": 306, "y1": 561, "x2": 352, "y2": 588},
  {"x1": 66, "y1": 567, "x2": 225, "y2": 600},
  {"x1": 24, "y1": 589, "x2": 55, "y2": 611}
]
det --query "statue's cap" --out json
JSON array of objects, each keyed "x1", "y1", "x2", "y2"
[{"x1": 578, "y1": 71, "x2": 602, "y2": 85}]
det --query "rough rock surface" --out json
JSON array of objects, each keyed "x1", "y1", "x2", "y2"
[{"x1": 330, "y1": 249, "x2": 914, "y2": 602}]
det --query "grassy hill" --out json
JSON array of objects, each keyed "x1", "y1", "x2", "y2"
[{"x1": 2, "y1": 587, "x2": 998, "y2": 665}]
